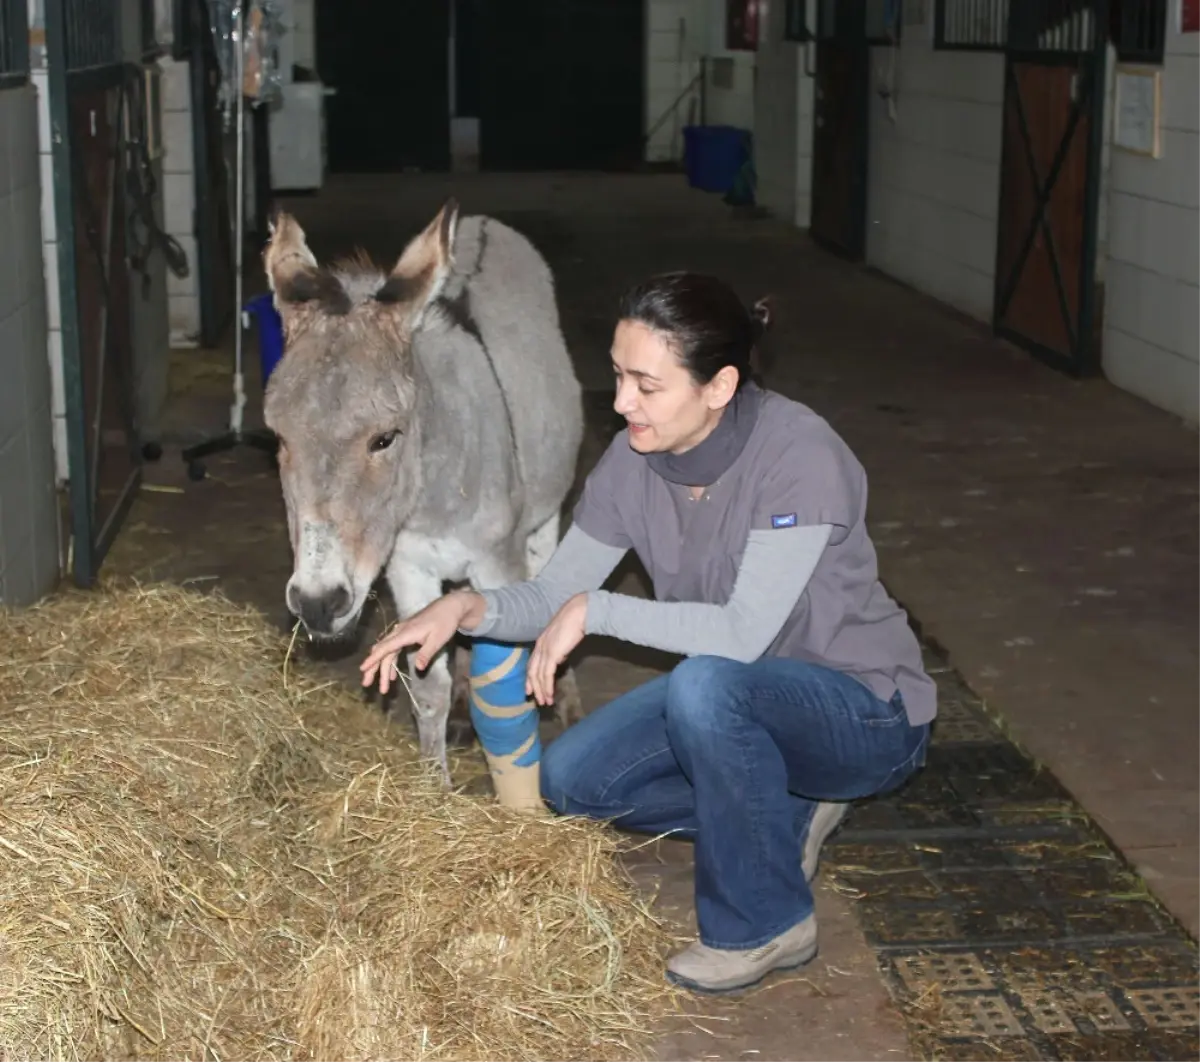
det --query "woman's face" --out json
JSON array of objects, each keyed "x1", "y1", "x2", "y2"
[{"x1": 611, "y1": 319, "x2": 738, "y2": 455}]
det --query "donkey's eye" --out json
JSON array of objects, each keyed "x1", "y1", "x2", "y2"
[{"x1": 368, "y1": 430, "x2": 400, "y2": 453}]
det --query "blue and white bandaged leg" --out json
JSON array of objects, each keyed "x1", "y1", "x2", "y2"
[{"x1": 469, "y1": 638, "x2": 544, "y2": 812}]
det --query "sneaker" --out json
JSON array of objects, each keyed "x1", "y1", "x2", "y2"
[
  {"x1": 802, "y1": 800, "x2": 849, "y2": 882},
  {"x1": 665, "y1": 915, "x2": 819, "y2": 994}
]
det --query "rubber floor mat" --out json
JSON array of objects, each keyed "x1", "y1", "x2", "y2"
[{"x1": 823, "y1": 645, "x2": 1199, "y2": 1061}]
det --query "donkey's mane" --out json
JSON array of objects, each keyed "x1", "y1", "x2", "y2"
[{"x1": 329, "y1": 248, "x2": 382, "y2": 277}]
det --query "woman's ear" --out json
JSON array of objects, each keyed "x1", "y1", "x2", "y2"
[{"x1": 705, "y1": 365, "x2": 741, "y2": 410}]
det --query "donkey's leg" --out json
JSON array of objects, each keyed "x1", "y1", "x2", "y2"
[
  {"x1": 384, "y1": 549, "x2": 454, "y2": 785},
  {"x1": 465, "y1": 547, "x2": 547, "y2": 809},
  {"x1": 524, "y1": 512, "x2": 585, "y2": 730},
  {"x1": 447, "y1": 643, "x2": 476, "y2": 749}
]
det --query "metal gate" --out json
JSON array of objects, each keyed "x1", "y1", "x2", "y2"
[
  {"x1": 808, "y1": 0, "x2": 870, "y2": 260},
  {"x1": 993, "y1": 0, "x2": 1109, "y2": 375},
  {"x1": 171, "y1": 0, "x2": 235, "y2": 347},
  {"x1": 45, "y1": 0, "x2": 145, "y2": 586}
]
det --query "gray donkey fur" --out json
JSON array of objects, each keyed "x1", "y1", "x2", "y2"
[{"x1": 262, "y1": 199, "x2": 585, "y2": 780}]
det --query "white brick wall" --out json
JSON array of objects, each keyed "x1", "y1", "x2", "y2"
[
  {"x1": 644, "y1": 0, "x2": 758, "y2": 162},
  {"x1": 160, "y1": 56, "x2": 201, "y2": 347},
  {"x1": 1102, "y1": 14, "x2": 1199, "y2": 423},
  {"x1": 753, "y1": 0, "x2": 815, "y2": 226},
  {"x1": 29, "y1": 66, "x2": 70, "y2": 483},
  {"x1": 645, "y1": 0, "x2": 707, "y2": 161},
  {"x1": 863, "y1": 26, "x2": 1005, "y2": 321}
]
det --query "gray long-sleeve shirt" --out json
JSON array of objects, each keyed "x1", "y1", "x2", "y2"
[{"x1": 467, "y1": 521, "x2": 832, "y2": 663}]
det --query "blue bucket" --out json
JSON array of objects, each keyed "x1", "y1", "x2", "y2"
[
  {"x1": 244, "y1": 292, "x2": 285, "y2": 384},
  {"x1": 682, "y1": 124, "x2": 752, "y2": 194}
]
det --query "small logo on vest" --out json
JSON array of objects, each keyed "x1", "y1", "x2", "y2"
[{"x1": 771, "y1": 513, "x2": 798, "y2": 529}]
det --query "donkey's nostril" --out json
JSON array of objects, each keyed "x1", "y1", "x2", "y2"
[
  {"x1": 294, "y1": 585, "x2": 354, "y2": 635},
  {"x1": 327, "y1": 585, "x2": 352, "y2": 619}
]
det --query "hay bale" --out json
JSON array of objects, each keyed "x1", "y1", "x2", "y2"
[{"x1": 0, "y1": 582, "x2": 680, "y2": 1061}]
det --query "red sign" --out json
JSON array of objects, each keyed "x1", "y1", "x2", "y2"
[
  {"x1": 1183, "y1": 0, "x2": 1199, "y2": 33},
  {"x1": 726, "y1": 0, "x2": 760, "y2": 50}
]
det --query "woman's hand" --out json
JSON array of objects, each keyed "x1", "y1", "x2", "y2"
[
  {"x1": 527, "y1": 593, "x2": 588, "y2": 706},
  {"x1": 360, "y1": 591, "x2": 486, "y2": 695}
]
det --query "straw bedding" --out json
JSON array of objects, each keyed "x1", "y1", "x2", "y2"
[{"x1": 0, "y1": 581, "x2": 679, "y2": 1061}]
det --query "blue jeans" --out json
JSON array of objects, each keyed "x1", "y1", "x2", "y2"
[{"x1": 540, "y1": 654, "x2": 930, "y2": 950}]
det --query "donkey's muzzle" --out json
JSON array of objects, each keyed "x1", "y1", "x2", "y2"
[{"x1": 290, "y1": 584, "x2": 353, "y2": 636}]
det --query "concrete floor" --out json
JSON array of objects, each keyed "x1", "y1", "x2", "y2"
[{"x1": 110, "y1": 172, "x2": 1196, "y2": 1057}]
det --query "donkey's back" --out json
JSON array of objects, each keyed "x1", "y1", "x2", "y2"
[{"x1": 427, "y1": 215, "x2": 582, "y2": 535}]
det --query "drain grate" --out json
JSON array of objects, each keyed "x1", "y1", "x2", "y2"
[
  {"x1": 1080, "y1": 993, "x2": 1134, "y2": 1032},
  {"x1": 940, "y1": 993, "x2": 1026, "y2": 1037},
  {"x1": 824, "y1": 646, "x2": 1200, "y2": 1060},
  {"x1": 1024, "y1": 994, "x2": 1079, "y2": 1036},
  {"x1": 1015, "y1": 989, "x2": 1133, "y2": 1036},
  {"x1": 895, "y1": 953, "x2": 996, "y2": 994},
  {"x1": 1127, "y1": 987, "x2": 1200, "y2": 1030}
]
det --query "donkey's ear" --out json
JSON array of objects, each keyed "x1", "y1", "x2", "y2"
[
  {"x1": 375, "y1": 198, "x2": 459, "y2": 320},
  {"x1": 264, "y1": 210, "x2": 318, "y2": 298},
  {"x1": 263, "y1": 210, "x2": 349, "y2": 326}
]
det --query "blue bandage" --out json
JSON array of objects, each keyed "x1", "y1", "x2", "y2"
[{"x1": 468, "y1": 639, "x2": 541, "y2": 769}]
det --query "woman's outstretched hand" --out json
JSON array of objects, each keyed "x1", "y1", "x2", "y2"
[
  {"x1": 527, "y1": 593, "x2": 588, "y2": 706},
  {"x1": 360, "y1": 591, "x2": 486, "y2": 695}
]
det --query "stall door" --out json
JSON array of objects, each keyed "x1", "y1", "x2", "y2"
[
  {"x1": 993, "y1": 0, "x2": 1107, "y2": 375},
  {"x1": 479, "y1": 0, "x2": 644, "y2": 171},
  {"x1": 318, "y1": 0, "x2": 451, "y2": 172},
  {"x1": 809, "y1": 0, "x2": 870, "y2": 259}
]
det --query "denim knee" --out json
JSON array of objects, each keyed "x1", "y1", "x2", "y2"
[{"x1": 666, "y1": 655, "x2": 747, "y2": 736}]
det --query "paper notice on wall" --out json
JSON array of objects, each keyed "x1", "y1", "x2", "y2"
[{"x1": 1113, "y1": 69, "x2": 1162, "y2": 158}]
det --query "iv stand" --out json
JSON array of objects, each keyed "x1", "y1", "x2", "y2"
[{"x1": 181, "y1": 0, "x2": 277, "y2": 482}]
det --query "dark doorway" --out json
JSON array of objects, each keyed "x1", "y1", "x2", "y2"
[
  {"x1": 809, "y1": 0, "x2": 870, "y2": 260},
  {"x1": 317, "y1": 0, "x2": 451, "y2": 173},
  {"x1": 478, "y1": 0, "x2": 644, "y2": 171},
  {"x1": 454, "y1": 0, "x2": 482, "y2": 120}
]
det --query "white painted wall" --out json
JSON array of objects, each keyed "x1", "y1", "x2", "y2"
[
  {"x1": 863, "y1": 19, "x2": 1005, "y2": 321},
  {"x1": 752, "y1": 0, "x2": 799, "y2": 217},
  {"x1": 1102, "y1": 20, "x2": 1199, "y2": 422},
  {"x1": 289, "y1": 0, "x2": 316, "y2": 68},
  {"x1": 752, "y1": 0, "x2": 815, "y2": 226}
]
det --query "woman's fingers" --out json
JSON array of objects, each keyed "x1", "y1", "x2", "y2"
[
  {"x1": 361, "y1": 622, "x2": 420, "y2": 691},
  {"x1": 531, "y1": 643, "x2": 548, "y2": 706},
  {"x1": 377, "y1": 651, "x2": 400, "y2": 695},
  {"x1": 527, "y1": 638, "x2": 556, "y2": 707}
]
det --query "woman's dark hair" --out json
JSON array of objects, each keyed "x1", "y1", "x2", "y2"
[{"x1": 617, "y1": 272, "x2": 772, "y2": 390}]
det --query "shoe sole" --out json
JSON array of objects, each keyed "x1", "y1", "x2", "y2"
[
  {"x1": 664, "y1": 943, "x2": 820, "y2": 996},
  {"x1": 803, "y1": 802, "x2": 850, "y2": 883}
]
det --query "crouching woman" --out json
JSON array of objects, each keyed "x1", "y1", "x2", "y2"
[{"x1": 360, "y1": 272, "x2": 937, "y2": 995}]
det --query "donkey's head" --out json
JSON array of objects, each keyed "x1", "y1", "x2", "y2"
[{"x1": 262, "y1": 200, "x2": 459, "y2": 640}]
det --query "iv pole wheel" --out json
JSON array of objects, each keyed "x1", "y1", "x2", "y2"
[{"x1": 187, "y1": 460, "x2": 207, "y2": 482}]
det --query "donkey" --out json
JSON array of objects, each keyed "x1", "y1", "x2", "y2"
[{"x1": 261, "y1": 199, "x2": 586, "y2": 779}]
